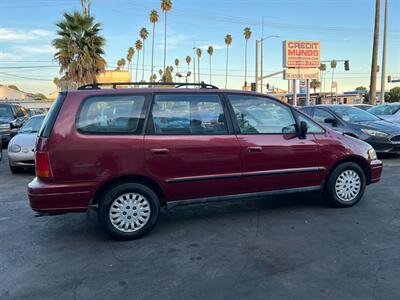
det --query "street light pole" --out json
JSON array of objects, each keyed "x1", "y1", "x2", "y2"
[
  {"x1": 260, "y1": 17, "x2": 265, "y2": 93},
  {"x1": 380, "y1": 0, "x2": 389, "y2": 103},
  {"x1": 257, "y1": 33, "x2": 279, "y2": 94}
]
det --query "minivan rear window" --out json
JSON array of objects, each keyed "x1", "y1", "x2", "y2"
[
  {"x1": 77, "y1": 95, "x2": 146, "y2": 134},
  {"x1": 39, "y1": 92, "x2": 66, "y2": 137}
]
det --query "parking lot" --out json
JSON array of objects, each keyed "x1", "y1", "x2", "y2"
[{"x1": 1, "y1": 150, "x2": 400, "y2": 300}]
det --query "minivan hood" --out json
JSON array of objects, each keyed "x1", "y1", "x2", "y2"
[{"x1": 354, "y1": 119, "x2": 400, "y2": 135}]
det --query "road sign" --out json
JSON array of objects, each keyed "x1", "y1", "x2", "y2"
[{"x1": 284, "y1": 68, "x2": 320, "y2": 80}]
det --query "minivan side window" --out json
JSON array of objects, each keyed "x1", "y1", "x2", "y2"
[
  {"x1": 77, "y1": 95, "x2": 146, "y2": 134},
  {"x1": 296, "y1": 112, "x2": 325, "y2": 134},
  {"x1": 228, "y1": 95, "x2": 295, "y2": 134},
  {"x1": 150, "y1": 94, "x2": 228, "y2": 135}
]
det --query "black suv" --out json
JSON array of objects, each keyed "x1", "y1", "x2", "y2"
[{"x1": 0, "y1": 103, "x2": 29, "y2": 144}]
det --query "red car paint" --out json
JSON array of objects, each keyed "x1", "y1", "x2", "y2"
[{"x1": 28, "y1": 88, "x2": 383, "y2": 214}]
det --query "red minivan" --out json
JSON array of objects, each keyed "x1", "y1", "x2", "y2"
[{"x1": 28, "y1": 83, "x2": 383, "y2": 240}]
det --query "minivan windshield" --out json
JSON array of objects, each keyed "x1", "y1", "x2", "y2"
[
  {"x1": 330, "y1": 106, "x2": 380, "y2": 123},
  {"x1": 0, "y1": 104, "x2": 13, "y2": 118},
  {"x1": 19, "y1": 115, "x2": 45, "y2": 134}
]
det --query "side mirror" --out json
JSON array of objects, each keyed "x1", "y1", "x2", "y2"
[
  {"x1": 298, "y1": 121, "x2": 308, "y2": 138},
  {"x1": 324, "y1": 118, "x2": 337, "y2": 127},
  {"x1": 16, "y1": 112, "x2": 24, "y2": 118},
  {"x1": 10, "y1": 128, "x2": 19, "y2": 138}
]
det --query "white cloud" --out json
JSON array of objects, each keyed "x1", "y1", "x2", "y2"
[
  {"x1": 0, "y1": 52, "x2": 22, "y2": 61},
  {"x1": 16, "y1": 45, "x2": 55, "y2": 54},
  {"x1": 198, "y1": 44, "x2": 225, "y2": 51},
  {"x1": 0, "y1": 28, "x2": 53, "y2": 41}
]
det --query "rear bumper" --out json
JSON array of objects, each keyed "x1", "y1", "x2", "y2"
[
  {"x1": 28, "y1": 178, "x2": 96, "y2": 215},
  {"x1": 369, "y1": 159, "x2": 383, "y2": 184}
]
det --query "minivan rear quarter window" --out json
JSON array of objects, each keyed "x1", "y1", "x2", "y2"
[{"x1": 77, "y1": 95, "x2": 146, "y2": 134}]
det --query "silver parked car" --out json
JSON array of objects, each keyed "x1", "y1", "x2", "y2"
[
  {"x1": 8, "y1": 114, "x2": 45, "y2": 173},
  {"x1": 368, "y1": 103, "x2": 400, "y2": 124}
]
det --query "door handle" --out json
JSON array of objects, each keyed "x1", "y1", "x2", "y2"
[
  {"x1": 151, "y1": 148, "x2": 170, "y2": 155},
  {"x1": 247, "y1": 146, "x2": 262, "y2": 153}
]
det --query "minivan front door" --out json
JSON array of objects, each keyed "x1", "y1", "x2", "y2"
[
  {"x1": 144, "y1": 93, "x2": 242, "y2": 202},
  {"x1": 227, "y1": 94, "x2": 323, "y2": 194}
]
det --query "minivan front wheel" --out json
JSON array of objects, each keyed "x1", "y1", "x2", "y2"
[
  {"x1": 98, "y1": 183, "x2": 160, "y2": 240},
  {"x1": 324, "y1": 162, "x2": 366, "y2": 207}
]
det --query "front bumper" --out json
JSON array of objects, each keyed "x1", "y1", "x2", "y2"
[
  {"x1": 8, "y1": 150, "x2": 35, "y2": 167},
  {"x1": 28, "y1": 178, "x2": 96, "y2": 215},
  {"x1": 369, "y1": 159, "x2": 383, "y2": 184},
  {"x1": 365, "y1": 137, "x2": 400, "y2": 154}
]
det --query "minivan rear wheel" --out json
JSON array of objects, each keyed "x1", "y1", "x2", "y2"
[
  {"x1": 324, "y1": 162, "x2": 366, "y2": 207},
  {"x1": 98, "y1": 183, "x2": 160, "y2": 240}
]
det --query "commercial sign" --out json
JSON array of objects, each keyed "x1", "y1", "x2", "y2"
[
  {"x1": 283, "y1": 40, "x2": 320, "y2": 68},
  {"x1": 284, "y1": 68, "x2": 320, "y2": 80}
]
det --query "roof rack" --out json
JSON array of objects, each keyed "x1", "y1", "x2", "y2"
[{"x1": 77, "y1": 81, "x2": 219, "y2": 90}]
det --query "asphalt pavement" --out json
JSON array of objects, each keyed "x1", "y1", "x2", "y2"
[{"x1": 1, "y1": 151, "x2": 400, "y2": 300}]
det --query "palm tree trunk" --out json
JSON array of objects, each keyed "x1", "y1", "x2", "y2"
[
  {"x1": 151, "y1": 23, "x2": 155, "y2": 82},
  {"x1": 142, "y1": 40, "x2": 145, "y2": 82},
  {"x1": 163, "y1": 13, "x2": 167, "y2": 73},
  {"x1": 209, "y1": 55, "x2": 212, "y2": 84},
  {"x1": 136, "y1": 50, "x2": 140, "y2": 82},
  {"x1": 245, "y1": 39, "x2": 248, "y2": 87},
  {"x1": 198, "y1": 56, "x2": 200, "y2": 83},
  {"x1": 225, "y1": 46, "x2": 229, "y2": 88},
  {"x1": 369, "y1": 0, "x2": 380, "y2": 105}
]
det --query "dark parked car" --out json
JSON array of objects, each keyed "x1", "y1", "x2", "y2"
[
  {"x1": 349, "y1": 104, "x2": 373, "y2": 111},
  {"x1": 0, "y1": 103, "x2": 30, "y2": 144},
  {"x1": 300, "y1": 105, "x2": 400, "y2": 153},
  {"x1": 29, "y1": 83, "x2": 382, "y2": 240},
  {"x1": 367, "y1": 102, "x2": 400, "y2": 124}
]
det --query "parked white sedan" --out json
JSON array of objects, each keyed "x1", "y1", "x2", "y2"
[{"x1": 8, "y1": 114, "x2": 45, "y2": 173}]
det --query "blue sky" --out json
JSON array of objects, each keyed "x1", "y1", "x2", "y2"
[{"x1": 0, "y1": 0, "x2": 399, "y2": 95}]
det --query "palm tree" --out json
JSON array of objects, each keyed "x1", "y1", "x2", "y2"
[
  {"x1": 161, "y1": 0, "x2": 172, "y2": 73},
  {"x1": 116, "y1": 58, "x2": 126, "y2": 70},
  {"x1": 135, "y1": 39, "x2": 143, "y2": 82},
  {"x1": 319, "y1": 63, "x2": 326, "y2": 94},
  {"x1": 52, "y1": 11, "x2": 106, "y2": 88},
  {"x1": 126, "y1": 47, "x2": 134, "y2": 72},
  {"x1": 330, "y1": 60, "x2": 337, "y2": 94},
  {"x1": 196, "y1": 48, "x2": 202, "y2": 83},
  {"x1": 185, "y1": 55, "x2": 191, "y2": 75},
  {"x1": 207, "y1": 46, "x2": 213, "y2": 84},
  {"x1": 369, "y1": 0, "x2": 380, "y2": 105},
  {"x1": 149, "y1": 10, "x2": 159, "y2": 82},
  {"x1": 224, "y1": 34, "x2": 232, "y2": 88},
  {"x1": 310, "y1": 79, "x2": 321, "y2": 93},
  {"x1": 174, "y1": 58, "x2": 179, "y2": 81},
  {"x1": 243, "y1": 27, "x2": 252, "y2": 87},
  {"x1": 140, "y1": 27, "x2": 149, "y2": 82}
]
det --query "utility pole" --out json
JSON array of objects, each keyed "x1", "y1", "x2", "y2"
[
  {"x1": 260, "y1": 17, "x2": 264, "y2": 93},
  {"x1": 192, "y1": 45, "x2": 196, "y2": 83},
  {"x1": 380, "y1": 0, "x2": 388, "y2": 103},
  {"x1": 369, "y1": 0, "x2": 381, "y2": 105},
  {"x1": 255, "y1": 40, "x2": 259, "y2": 92}
]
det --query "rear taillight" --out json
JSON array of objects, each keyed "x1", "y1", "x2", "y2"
[{"x1": 35, "y1": 151, "x2": 52, "y2": 178}]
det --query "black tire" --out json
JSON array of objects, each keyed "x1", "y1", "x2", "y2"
[
  {"x1": 98, "y1": 182, "x2": 160, "y2": 240},
  {"x1": 9, "y1": 164, "x2": 24, "y2": 174},
  {"x1": 323, "y1": 162, "x2": 366, "y2": 207}
]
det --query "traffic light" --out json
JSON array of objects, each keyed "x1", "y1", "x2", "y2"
[
  {"x1": 266, "y1": 83, "x2": 270, "y2": 90},
  {"x1": 344, "y1": 60, "x2": 350, "y2": 71},
  {"x1": 388, "y1": 75, "x2": 392, "y2": 83},
  {"x1": 251, "y1": 82, "x2": 256, "y2": 91}
]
